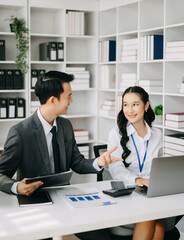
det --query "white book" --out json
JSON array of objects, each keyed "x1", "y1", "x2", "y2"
[
  {"x1": 121, "y1": 73, "x2": 137, "y2": 80},
  {"x1": 73, "y1": 73, "x2": 90, "y2": 79},
  {"x1": 122, "y1": 44, "x2": 138, "y2": 51},
  {"x1": 74, "y1": 129, "x2": 89, "y2": 137},
  {"x1": 164, "y1": 134, "x2": 184, "y2": 146},
  {"x1": 164, "y1": 147, "x2": 184, "y2": 156},
  {"x1": 31, "y1": 101, "x2": 40, "y2": 107},
  {"x1": 66, "y1": 67, "x2": 85, "y2": 72},
  {"x1": 103, "y1": 100, "x2": 115, "y2": 106},
  {"x1": 122, "y1": 50, "x2": 137, "y2": 57},
  {"x1": 71, "y1": 79, "x2": 89, "y2": 84},
  {"x1": 121, "y1": 79, "x2": 137, "y2": 84},
  {"x1": 143, "y1": 35, "x2": 148, "y2": 61},
  {"x1": 165, "y1": 52, "x2": 184, "y2": 59},
  {"x1": 166, "y1": 46, "x2": 184, "y2": 53},
  {"x1": 167, "y1": 41, "x2": 184, "y2": 48},
  {"x1": 76, "y1": 136, "x2": 89, "y2": 141},
  {"x1": 71, "y1": 84, "x2": 90, "y2": 90},
  {"x1": 100, "y1": 65, "x2": 116, "y2": 89},
  {"x1": 165, "y1": 112, "x2": 184, "y2": 121},
  {"x1": 139, "y1": 80, "x2": 163, "y2": 86},
  {"x1": 99, "y1": 109, "x2": 115, "y2": 116},
  {"x1": 142, "y1": 86, "x2": 163, "y2": 92},
  {"x1": 122, "y1": 38, "x2": 138, "y2": 46},
  {"x1": 121, "y1": 55, "x2": 137, "y2": 61},
  {"x1": 165, "y1": 120, "x2": 184, "y2": 128},
  {"x1": 147, "y1": 35, "x2": 151, "y2": 60},
  {"x1": 140, "y1": 36, "x2": 144, "y2": 61},
  {"x1": 164, "y1": 142, "x2": 184, "y2": 152},
  {"x1": 101, "y1": 105, "x2": 115, "y2": 111},
  {"x1": 78, "y1": 146, "x2": 89, "y2": 151},
  {"x1": 120, "y1": 82, "x2": 136, "y2": 87}
]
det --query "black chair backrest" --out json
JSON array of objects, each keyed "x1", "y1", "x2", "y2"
[{"x1": 93, "y1": 144, "x2": 113, "y2": 182}]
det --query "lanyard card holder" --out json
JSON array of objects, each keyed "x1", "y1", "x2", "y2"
[{"x1": 102, "y1": 181, "x2": 135, "y2": 198}]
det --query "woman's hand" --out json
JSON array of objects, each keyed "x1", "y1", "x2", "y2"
[{"x1": 135, "y1": 178, "x2": 149, "y2": 187}]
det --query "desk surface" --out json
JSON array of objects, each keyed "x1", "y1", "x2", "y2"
[{"x1": 1, "y1": 180, "x2": 184, "y2": 240}]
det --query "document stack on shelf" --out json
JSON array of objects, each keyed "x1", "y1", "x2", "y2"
[
  {"x1": 100, "y1": 65, "x2": 116, "y2": 89},
  {"x1": 30, "y1": 101, "x2": 40, "y2": 115},
  {"x1": 165, "y1": 41, "x2": 184, "y2": 59},
  {"x1": 74, "y1": 129, "x2": 89, "y2": 142},
  {"x1": 66, "y1": 67, "x2": 90, "y2": 90},
  {"x1": 164, "y1": 133, "x2": 184, "y2": 156},
  {"x1": 99, "y1": 40, "x2": 116, "y2": 62},
  {"x1": 100, "y1": 99, "x2": 115, "y2": 117},
  {"x1": 66, "y1": 11, "x2": 84, "y2": 35},
  {"x1": 165, "y1": 112, "x2": 184, "y2": 129},
  {"x1": 120, "y1": 73, "x2": 137, "y2": 91},
  {"x1": 121, "y1": 38, "x2": 138, "y2": 61},
  {"x1": 140, "y1": 34, "x2": 163, "y2": 61},
  {"x1": 138, "y1": 79, "x2": 163, "y2": 92},
  {"x1": 78, "y1": 145, "x2": 89, "y2": 158}
]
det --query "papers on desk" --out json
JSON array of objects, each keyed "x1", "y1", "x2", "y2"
[{"x1": 63, "y1": 187, "x2": 116, "y2": 208}]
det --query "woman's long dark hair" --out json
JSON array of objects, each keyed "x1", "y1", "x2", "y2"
[{"x1": 117, "y1": 86, "x2": 155, "y2": 167}]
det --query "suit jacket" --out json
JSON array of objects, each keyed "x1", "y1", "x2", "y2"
[{"x1": 0, "y1": 112, "x2": 97, "y2": 193}]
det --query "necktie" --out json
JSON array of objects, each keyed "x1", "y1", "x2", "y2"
[{"x1": 50, "y1": 126, "x2": 60, "y2": 173}]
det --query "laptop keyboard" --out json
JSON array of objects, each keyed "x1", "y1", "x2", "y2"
[{"x1": 136, "y1": 185, "x2": 148, "y2": 194}]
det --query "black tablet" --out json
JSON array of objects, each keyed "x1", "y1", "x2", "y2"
[{"x1": 25, "y1": 170, "x2": 73, "y2": 188}]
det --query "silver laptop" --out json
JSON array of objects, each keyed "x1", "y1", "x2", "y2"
[{"x1": 137, "y1": 155, "x2": 184, "y2": 198}]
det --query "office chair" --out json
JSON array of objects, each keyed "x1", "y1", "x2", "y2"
[{"x1": 93, "y1": 144, "x2": 182, "y2": 240}]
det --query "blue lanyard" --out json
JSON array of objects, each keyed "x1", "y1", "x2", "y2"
[{"x1": 131, "y1": 134, "x2": 149, "y2": 173}]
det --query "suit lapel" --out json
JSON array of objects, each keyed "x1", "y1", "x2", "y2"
[
  {"x1": 57, "y1": 118, "x2": 66, "y2": 171},
  {"x1": 32, "y1": 112, "x2": 51, "y2": 173}
]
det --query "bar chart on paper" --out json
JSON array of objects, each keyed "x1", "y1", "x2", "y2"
[{"x1": 60, "y1": 187, "x2": 116, "y2": 208}]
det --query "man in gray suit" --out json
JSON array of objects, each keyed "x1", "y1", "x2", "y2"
[{"x1": 0, "y1": 71, "x2": 121, "y2": 240}]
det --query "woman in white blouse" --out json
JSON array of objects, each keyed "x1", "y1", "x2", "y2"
[{"x1": 108, "y1": 86, "x2": 175, "y2": 240}]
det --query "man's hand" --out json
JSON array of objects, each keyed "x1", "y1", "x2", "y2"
[
  {"x1": 17, "y1": 178, "x2": 43, "y2": 196},
  {"x1": 97, "y1": 146, "x2": 123, "y2": 167},
  {"x1": 135, "y1": 178, "x2": 149, "y2": 187}
]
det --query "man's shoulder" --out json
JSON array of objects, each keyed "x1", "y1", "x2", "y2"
[
  {"x1": 12, "y1": 112, "x2": 38, "y2": 131},
  {"x1": 57, "y1": 116, "x2": 71, "y2": 125}
]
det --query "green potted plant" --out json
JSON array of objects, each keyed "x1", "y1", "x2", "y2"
[
  {"x1": 7, "y1": 16, "x2": 29, "y2": 75},
  {"x1": 154, "y1": 104, "x2": 163, "y2": 124}
]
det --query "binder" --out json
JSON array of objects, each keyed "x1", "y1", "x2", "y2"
[
  {"x1": 0, "y1": 70, "x2": 6, "y2": 89},
  {"x1": 38, "y1": 69, "x2": 45, "y2": 79},
  {"x1": 39, "y1": 42, "x2": 57, "y2": 61},
  {"x1": 5, "y1": 70, "x2": 14, "y2": 89},
  {"x1": 109, "y1": 40, "x2": 116, "y2": 61},
  {"x1": 0, "y1": 40, "x2": 5, "y2": 60},
  {"x1": 8, "y1": 98, "x2": 16, "y2": 118},
  {"x1": 16, "y1": 98, "x2": 25, "y2": 118},
  {"x1": 57, "y1": 42, "x2": 64, "y2": 61},
  {"x1": 31, "y1": 70, "x2": 38, "y2": 89},
  {"x1": 0, "y1": 98, "x2": 8, "y2": 119},
  {"x1": 151, "y1": 35, "x2": 163, "y2": 60},
  {"x1": 14, "y1": 70, "x2": 23, "y2": 89}
]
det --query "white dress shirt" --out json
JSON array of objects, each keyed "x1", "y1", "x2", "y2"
[
  {"x1": 37, "y1": 108, "x2": 57, "y2": 174},
  {"x1": 108, "y1": 122, "x2": 163, "y2": 186}
]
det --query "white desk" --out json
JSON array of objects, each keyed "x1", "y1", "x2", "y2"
[{"x1": 1, "y1": 180, "x2": 184, "y2": 240}]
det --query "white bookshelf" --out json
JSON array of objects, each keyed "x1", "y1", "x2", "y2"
[
  {"x1": 98, "y1": 0, "x2": 184, "y2": 158},
  {"x1": 1, "y1": 0, "x2": 184, "y2": 180}
]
